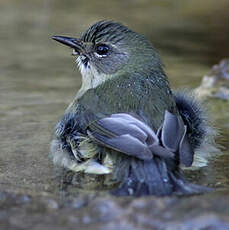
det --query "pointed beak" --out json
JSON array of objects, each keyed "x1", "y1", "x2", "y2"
[{"x1": 52, "y1": 35, "x2": 84, "y2": 54}]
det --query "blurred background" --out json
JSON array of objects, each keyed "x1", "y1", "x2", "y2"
[{"x1": 0, "y1": 0, "x2": 229, "y2": 196}]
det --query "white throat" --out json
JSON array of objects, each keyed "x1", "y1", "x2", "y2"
[{"x1": 75, "y1": 56, "x2": 108, "y2": 99}]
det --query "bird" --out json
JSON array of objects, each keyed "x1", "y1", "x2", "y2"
[{"x1": 50, "y1": 20, "x2": 216, "y2": 196}]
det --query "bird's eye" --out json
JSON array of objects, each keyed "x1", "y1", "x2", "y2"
[{"x1": 95, "y1": 44, "x2": 109, "y2": 56}]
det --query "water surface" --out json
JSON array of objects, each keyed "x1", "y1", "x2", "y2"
[{"x1": 0, "y1": 0, "x2": 229, "y2": 202}]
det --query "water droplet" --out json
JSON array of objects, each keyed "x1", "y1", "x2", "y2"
[{"x1": 128, "y1": 188, "x2": 134, "y2": 195}]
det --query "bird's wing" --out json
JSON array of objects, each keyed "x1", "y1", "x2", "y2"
[
  {"x1": 87, "y1": 111, "x2": 194, "y2": 166},
  {"x1": 87, "y1": 113, "x2": 177, "y2": 161},
  {"x1": 87, "y1": 113, "x2": 160, "y2": 160},
  {"x1": 158, "y1": 110, "x2": 194, "y2": 166}
]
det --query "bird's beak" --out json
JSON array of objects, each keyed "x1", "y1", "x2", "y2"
[{"x1": 52, "y1": 35, "x2": 84, "y2": 55}]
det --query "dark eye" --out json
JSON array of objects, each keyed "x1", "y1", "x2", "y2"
[{"x1": 95, "y1": 44, "x2": 109, "y2": 56}]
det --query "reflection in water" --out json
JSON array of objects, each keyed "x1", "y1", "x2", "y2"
[{"x1": 0, "y1": 0, "x2": 229, "y2": 198}]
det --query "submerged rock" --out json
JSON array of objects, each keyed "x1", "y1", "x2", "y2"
[{"x1": 195, "y1": 59, "x2": 229, "y2": 100}]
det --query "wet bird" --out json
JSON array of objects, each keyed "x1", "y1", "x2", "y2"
[{"x1": 51, "y1": 21, "x2": 216, "y2": 196}]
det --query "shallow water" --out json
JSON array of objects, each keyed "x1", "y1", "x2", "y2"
[{"x1": 0, "y1": 0, "x2": 229, "y2": 229}]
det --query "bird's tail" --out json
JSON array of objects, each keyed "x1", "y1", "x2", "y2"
[
  {"x1": 111, "y1": 155, "x2": 211, "y2": 196},
  {"x1": 174, "y1": 90, "x2": 220, "y2": 168}
]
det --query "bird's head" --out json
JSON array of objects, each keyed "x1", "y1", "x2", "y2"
[{"x1": 52, "y1": 21, "x2": 163, "y2": 89}]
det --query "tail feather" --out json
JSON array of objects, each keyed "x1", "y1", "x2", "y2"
[{"x1": 111, "y1": 156, "x2": 210, "y2": 196}]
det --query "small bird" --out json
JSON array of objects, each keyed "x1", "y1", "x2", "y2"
[{"x1": 51, "y1": 21, "x2": 215, "y2": 196}]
